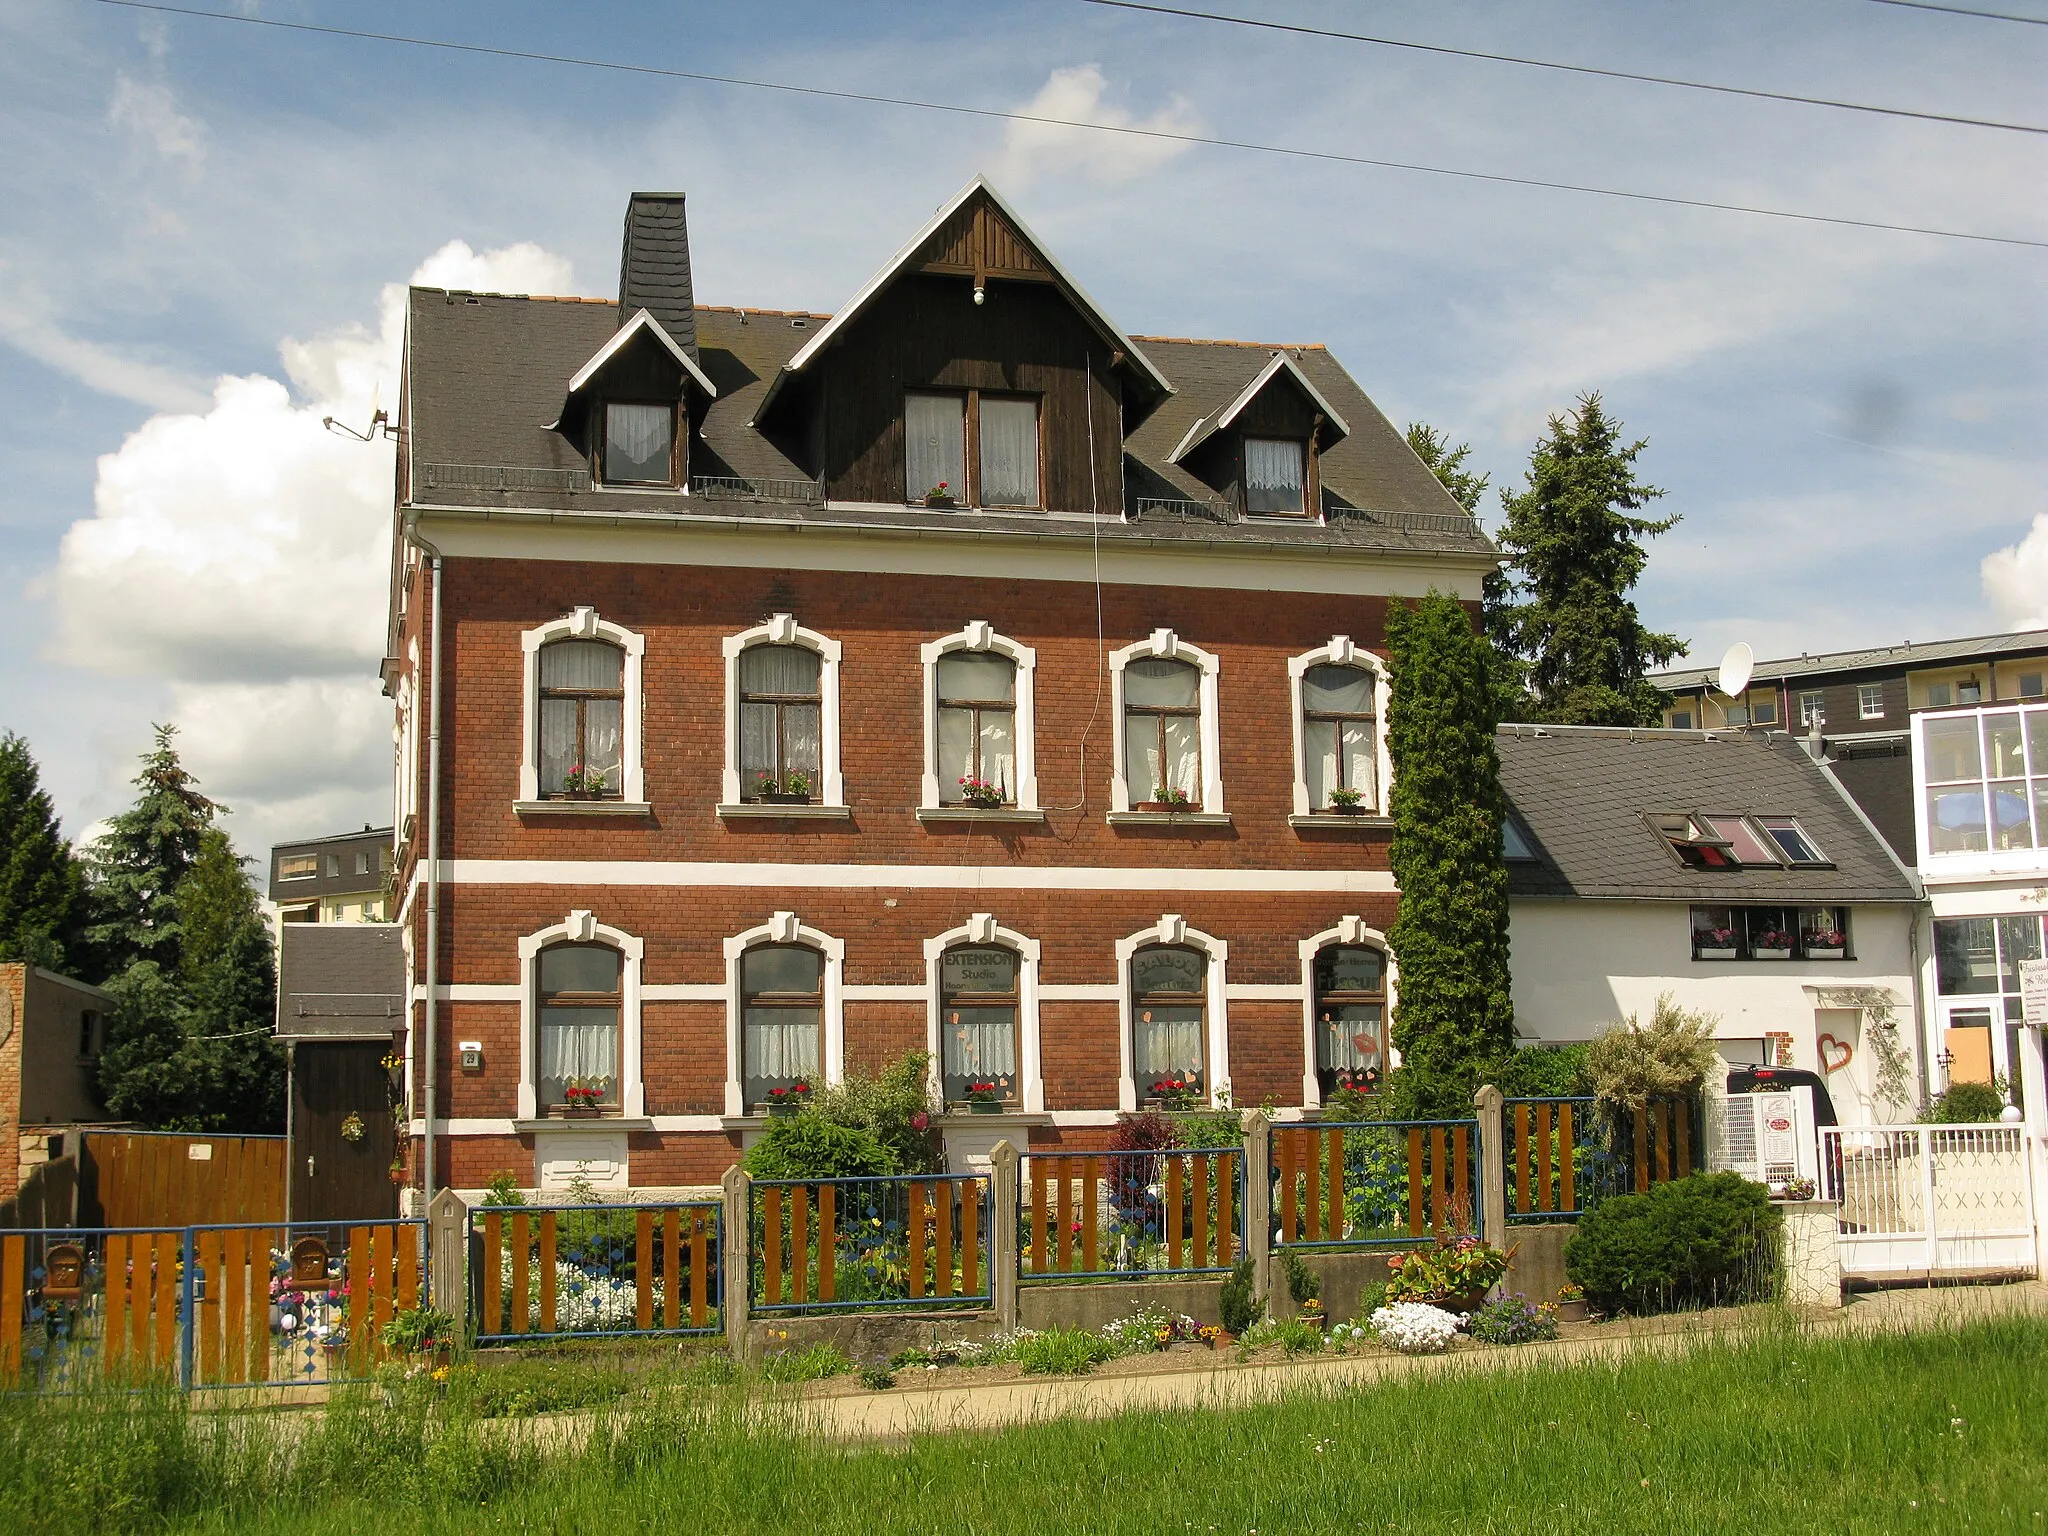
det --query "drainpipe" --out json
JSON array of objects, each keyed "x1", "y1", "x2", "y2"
[{"x1": 409, "y1": 529, "x2": 446, "y2": 1205}]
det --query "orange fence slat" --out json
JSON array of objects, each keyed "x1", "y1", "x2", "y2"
[
  {"x1": 1406, "y1": 1129, "x2": 1424, "y2": 1236},
  {"x1": 1303, "y1": 1131, "x2": 1322, "y2": 1242},
  {"x1": 1217, "y1": 1154, "x2": 1234, "y2": 1265},
  {"x1": 0, "y1": 1235, "x2": 23, "y2": 1384},
  {"x1": 397, "y1": 1227, "x2": 420, "y2": 1314},
  {"x1": 153, "y1": 1235, "x2": 178, "y2": 1371},
  {"x1": 790, "y1": 1189, "x2": 808, "y2": 1305},
  {"x1": 508, "y1": 1214, "x2": 529, "y2": 1337},
  {"x1": 1653, "y1": 1100, "x2": 1671, "y2": 1184},
  {"x1": 481, "y1": 1212, "x2": 502, "y2": 1336},
  {"x1": 817, "y1": 1187, "x2": 835, "y2": 1304},
  {"x1": 1081, "y1": 1158, "x2": 1100, "y2": 1274},
  {"x1": 196, "y1": 1230, "x2": 221, "y2": 1385},
  {"x1": 347, "y1": 1226, "x2": 371, "y2": 1374},
  {"x1": 218, "y1": 1230, "x2": 244, "y2": 1385},
  {"x1": 247, "y1": 1231, "x2": 271, "y2": 1383},
  {"x1": 636, "y1": 1210, "x2": 655, "y2": 1329},
  {"x1": 662, "y1": 1211, "x2": 680, "y2": 1330},
  {"x1": 907, "y1": 1183, "x2": 927, "y2": 1300},
  {"x1": 1326, "y1": 1129, "x2": 1344, "y2": 1240},
  {"x1": 1633, "y1": 1110, "x2": 1651, "y2": 1194},
  {"x1": 689, "y1": 1211, "x2": 709, "y2": 1329},
  {"x1": 1191, "y1": 1155, "x2": 1209, "y2": 1270},
  {"x1": 370, "y1": 1225, "x2": 395, "y2": 1349},
  {"x1": 102, "y1": 1234, "x2": 128, "y2": 1378},
  {"x1": 936, "y1": 1184, "x2": 954, "y2": 1299},
  {"x1": 1535, "y1": 1105, "x2": 1554, "y2": 1213},
  {"x1": 539, "y1": 1213, "x2": 558, "y2": 1334},
  {"x1": 1166, "y1": 1157, "x2": 1184, "y2": 1271},
  {"x1": 1055, "y1": 1169, "x2": 1072, "y2": 1273},
  {"x1": 1674, "y1": 1099, "x2": 1692, "y2": 1177},
  {"x1": 961, "y1": 1182, "x2": 979, "y2": 1297},
  {"x1": 130, "y1": 1236, "x2": 152, "y2": 1368}
]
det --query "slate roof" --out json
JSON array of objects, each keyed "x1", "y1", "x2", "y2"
[
  {"x1": 402, "y1": 293, "x2": 1492, "y2": 558},
  {"x1": 1497, "y1": 725, "x2": 1917, "y2": 904},
  {"x1": 275, "y1": 924, "x2": 405, "y2": 1040},
  {"x1": 1652, "y1": 627, "x2": 2048, "y2": 691}
]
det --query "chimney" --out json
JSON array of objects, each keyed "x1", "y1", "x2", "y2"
[{"x1": 618, "y1": 193, "x2": 698, "y2": 359}]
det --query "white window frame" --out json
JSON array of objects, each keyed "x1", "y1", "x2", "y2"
[
  {"x1": 1297, "y1": 918, "x2": 1398, "y2": 1109},
  {"x1": 516, "y1": 909, "x2": 645, "y2": 1121},
  {"x1": 1107, "y1": 629, "x2": 1225, "y2": 819},
  {"x1": 1799, "y1": 690, "x2": 1825, "y2": 727},
  {"x1": 723, "y1": 912, "x2": 845, "y2": 1118},
  {"x1": 517, "y1": 608, "x2": 648, "y2": 812},
  {"x1": 1287, "y1": 636, "x2": 1392, "y2": 819},
  {"x1": 1858, "y1": 684, "x2": 1886, "y2": 721},
  {"x1": 720, "y1": 614, "x2": 846, "y2": 814},
  {"x1": 923, "y1": 913, "x2": 1044, "y2": 1112},
  {"x1": 1115, "y1": 914, "x2": 1230, "y2": 1111},
  {"x1": 918, "y1": 621, "x2": 1040, "y2": 815}
]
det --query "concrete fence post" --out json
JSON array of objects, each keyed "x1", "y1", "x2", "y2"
[
  {"x1": 988, "y1": 1139, "x2": 1020, "y2": 1332},
  {"x1": 1473, "y1": 1085, "x2": 1507, "y2": 1252},
  {"x1": 426, "y1": 1188, "x2": 469, "y2": 1315},
  {"x1": 1240, "y1": 1109, "x2": 1272, "y2": 1301},
  {"x1": 721, "y1": 1166, "x2": 751, "y2": 1357}
]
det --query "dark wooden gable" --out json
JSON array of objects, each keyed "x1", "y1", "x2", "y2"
[{"x1": 913, "y1": 193, "x2": 1054, "y2": 287}]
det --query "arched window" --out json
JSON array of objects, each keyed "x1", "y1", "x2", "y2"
[
  {"x1": 939, "y1": 946, "x2": 1020, "y2": 1105},
  {"x1": 1131, "y1": 944, "x2": 1207, "y2": 1103},
  {"x1": 740, "y1": 645, "x2": 822, "y2": 801},
  {"x1": 538, "y1": 943, "x2": 623, "y2": 1113},
  {"x1": 1302, "y1": 664, "x2": 1377, "y2": 812},
  {"x1": 937, "y1": 653, "x2": 1017, "y2": 804},
  {"x1": 1313, "y1": 945, "x2": 1387, "y2": 1098},
  {"x1": 538, "y1": 640, "x2": 625, "y2": 798},
  {"x1": 1124, "y1": 658, "x2": 1202, "y2": 808},
  {"x1": 742, "y1": 945, "x2": 824, "y2": 1109}
]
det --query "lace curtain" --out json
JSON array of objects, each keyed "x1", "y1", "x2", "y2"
[
  {"x1": 906, "y1": 392, "x2": 965, "y2": 500},
  {"x1": 1134, "y1": 1006, "x2": 1204, "y2": 1077},
  {"x1": 1304, "y1": 718, "x2": 1374, "y2": 808},
  {"x1": 539, "y1": 1007, "x2": 618, "y2": 1100},
  {"x1": 1126, "y1": 717, "x2": 1199, "y2": 802},
  {"x1": 942, "y1": 1007, "x2": 1017, "y2": 1078},
  {"x1": 744, "y1": 1009, "x2": 820, "y2": 1082},
  {"x1": 978, "y1": 398, "x2": 1040, "y2": 507},
  {"x1": 1317, "y1": 1004, "x2": 1384, "y2": 1072},
  {"x1": 605, "y1": 403, "x2": 671, "y2": 482},
  {"x1": 1245, "y1": 437, "x2": 1305, "y2": 514}
]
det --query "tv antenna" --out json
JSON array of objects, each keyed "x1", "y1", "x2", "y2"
[{"x1": 322, "y1": 382, "x2": 398, "y2": 442}]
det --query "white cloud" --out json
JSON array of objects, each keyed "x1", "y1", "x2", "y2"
[
  {"x1": 41, "y1": 238, "x2": 575, "y2": 846},
  {"x1": 993, "y1": 65, "x2": 1201, "y2": 188},
  {"x1": 108, "y1": 74, "x2": 204, "y2": 166},
  {"x1": 1982, "y1": 513, "x2": 2048, "y2": 631}
]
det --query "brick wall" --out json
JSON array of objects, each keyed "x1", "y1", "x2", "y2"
[{"x1": 0, "y1": 965, "x2": 23, "y2": 1197}]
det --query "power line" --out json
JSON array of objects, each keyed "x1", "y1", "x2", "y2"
[
  {"x1": 1083, "y1": 0, "x2": 2048, "y2": 135},
  {"x1": 84, "y1": 0, "x2": 2048, "y2": 250},
  {"x1": 1860, "y1": 0, "x2": 2048, "y2": 23}
]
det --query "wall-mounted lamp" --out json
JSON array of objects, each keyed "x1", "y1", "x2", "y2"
[{"x1": 972, "y1": 280, "x2": 986, "y2": 306}]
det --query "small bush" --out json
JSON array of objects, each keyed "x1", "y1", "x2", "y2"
[
  {"x1": 1368, "y1": 1302, "x2": 1459, "y2": 1354},
  {"x1": 1218, "y1": 1258, "x2": 1262, "y2": 1335},
  {"x1": 1920, "y1": 1080, "x2": 2007, "y2": 1124},
  {"x1": 1275, "y1": 1319, "x2": 1327, "y2": 1355},
  {"x1": 815, "y1": 1050, "x2": 943, "y2": 1174},
  {"x1": 1280, "y1": 1248, "x2": 1322, "y2": 1308},
  {"x1": 1586, "y1": 996, "x2": 1719, "y2": 1114},
  {"x1": 1565, "y1": 1171, "x2": 1781, "y2": 1315},
  {"x1": 1013, "y1": 1327, "x2": 1119, "y2": 1376},
  {"x1": 1465, "y1": 1294, "x2": 1559, "y2": 1346},
  {"x1": 480, "y1": 1170, "x2": 524, "y2": 1207},
  {"x1": 856, "y1": 1363, "x2": 896, "y2": 1391},
  {"x1": 742, "y1": 1115, "x2": 893, "y2": 1180},
  {"x1": 759, "y1": 1343, "x2": 852, "y2": 1383}
]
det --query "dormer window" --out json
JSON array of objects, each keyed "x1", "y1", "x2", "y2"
[
  {"x1": 603, "y1": 402, "x2": 676, "y2": 486},
  {"x1": 1245, "y1": 437, "x2": 1307, "y2": 516}
]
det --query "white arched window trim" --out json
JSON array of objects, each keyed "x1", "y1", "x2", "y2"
[
  {"x1": 719, "y1": 614, "x2": 848, "y2": 817},
  {"x1": 1116, "y1": 914, "x2": 1230, "y2": 1111},
  {"x1": 917, "y1": 621, "x2": 1042, "y2": 819},
  {"x1": 1107, "y1": 629, "x2": 1227, "y2": 822},
  {"x1": 923, "y1": 913, "x2": 1044, "y2": 1112},
  {"x1": 722, "y1": 912, "x2": 846, "y2": 1118},
  {"x1": 1287, "y1": 636, "x2": 1391, "y2": 821},
  {"x1": 516, "y1": 910, "x2": 645, "y2": 1121},
  {"x1": 1297, "y1": 917, "x2": 1398, "y2": 1109},
  {"x1": 517, "y1": 608, "x2": 648, "y2": 813}
]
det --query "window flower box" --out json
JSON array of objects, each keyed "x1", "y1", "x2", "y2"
[
  {"x1": 1326, "y1": 788, "x2": 1366, "y2": 814},
  {"x1": 962, "y1": 1080, "x2": 1006, "y2": 1113},
  {"x1": 1695, "y1": 947, "x2": 1738, "y2": 961},
  {"x1": 1804, "y1": 946, "x2": 1844, "y2": 961},
  {"x1": 1139, "y1": 788, "x2": 1196, "y2": 813},
  {"x1": 922, "y1": 481, "x2": 957, "y2": 509},
  {"x1": 957, "y1": 777, "x2": 1007, "y2": 809},
  {"x1": 764, "y1": 1080, "x2": 813, "y2": 1116},
  {"x1": 1752, "y1": 946, "x2": 1792, "y2": 961},
  {"x1": 554, "y1": 1105, "x2": 604, "y2": 1120}
]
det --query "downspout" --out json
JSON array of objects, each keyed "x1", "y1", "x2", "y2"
[{"x1": 409, "y1": 527, "x2": 446, "y2": 1205}]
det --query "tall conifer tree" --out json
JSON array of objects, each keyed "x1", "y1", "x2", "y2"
[
  {"x1": 1385, "y1": 592, "x2": 1515, "y2": 1118},
  {"x1": 82, "y1": 724, "x2": 219, "y2": 978},
  {"x1": 1492, "y1": 394, "x2": 1684, "y2": 726},
  {"x1": 0, "y1": 732, "x2": 87, "y2": 972}
]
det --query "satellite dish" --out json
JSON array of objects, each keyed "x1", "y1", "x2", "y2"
[{"x1": 1717, "y1": 642, "x2": 1754, "y2": 700}]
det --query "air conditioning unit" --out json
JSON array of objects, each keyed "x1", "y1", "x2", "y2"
[{"x1": 1710, "y1": 1086, "x2": 1819, "y2": 1193}]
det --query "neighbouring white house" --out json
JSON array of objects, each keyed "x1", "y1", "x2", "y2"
[
  {"x1": 1496, "y1": 724, "x2": 1923, "y2": 1124},
  {"x1": 1911, "y1": 699, "x2": 2048, "y2": 1133}
]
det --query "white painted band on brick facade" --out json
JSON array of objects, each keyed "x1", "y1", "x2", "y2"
[
  {"x1": 419, "y1": 1110, "x2": 1135, "y2": 1136},
  {"x1": 424, "y1": 859, "x2": 1398, "y2": 893},
  {"x1": 426, "y1": 981, "x2": 1311, "y2": 1002}
]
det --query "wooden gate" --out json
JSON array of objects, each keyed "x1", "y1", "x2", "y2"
[{"x1": 81, "y1": 1133, "x2": 285, "y2": 1228}]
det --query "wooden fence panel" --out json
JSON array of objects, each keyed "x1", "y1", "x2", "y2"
[
  {"x1": 539, "y1": 1213, "x2": 558, "y2": 1334},
  {"x1": 689, "y1": 1211, "x2": 709, "y2": 1328},
  {"x1": 1191, "y1": 1155, "x2": 1209, "y2": 1270},
  {"x1": 935, "y1": 1184, "x2": 954, "y2": 1299},
  {"x1": 0, "y1": 1234, "x2": 23, "y2": 1383},
  {"x1": 221, "y1": 1229, "x2": 247, "y2": 1384},
  {"x1": 662, "y1": 1211, "x2": 680, "y2": 1329},
  {"x1": 509, "y1": 1214, "x2": 530, "y2": 1336},
  {"x1": 960, "y1": 1183, "x2": 978, "y2": 1297},
  {"x1": 816, "y1": 1188, "x2": 835, "y2": 1304},
  {"x1": 83, "y1": 1134, "x2": 285, "y2": 1229},
  {"x1": 481, "y1": 1212, "x2": 502, "y2": 1336},
  {"x1": 1559, "y1": 1104, "x2": 1576, "y2": 1212},
  {"x1": 1217, "y1": 1157, "x2": 1234, "y2": 1265},
  {"x1": 636, "y1": 1211, "x2": 655, "y2": 1327}
]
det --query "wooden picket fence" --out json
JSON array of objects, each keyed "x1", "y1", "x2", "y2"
[
  {"x1": 1023, "y1": 1150, "x2": 1239, "y2": 1278},
  {"x1": 81, "y1": 1132, "x2": 285, "y2": 1229},
  {"x1": 753, "y1": 1176, "x2": 987, "y2": 1309},
  {"x1": 1273, "y1": 1120, "x2": 1476, "y2": 1245},
  {"x1": 476, "y1": 1202, "x2": 720, "y2": 1337},
  {"x1": 1501, "y1": 1095, "x2": 1696, "y2": 1221}
]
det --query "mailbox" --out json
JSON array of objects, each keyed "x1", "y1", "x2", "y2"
[
  {"x1": 42, "y1": 1242, "x2": 86, "y2": 1302},
  {"x1": 287, "y1": 1235, "x2": 330, "y2": 1290}
]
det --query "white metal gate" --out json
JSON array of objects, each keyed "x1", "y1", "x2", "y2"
[{"x1": 1820, "y1": 1124, "x2": 2038, "y2": 1280}]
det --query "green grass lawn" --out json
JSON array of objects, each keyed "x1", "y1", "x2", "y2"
[{"x1": 5, "y1": 1314, "x2": 2042, "y2": 1534}]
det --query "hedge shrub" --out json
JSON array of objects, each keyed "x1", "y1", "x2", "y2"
[
  {"x1": 741, "y1": 1114, "x2": 892, "y2": 1180},
  {"x1": 1564, "y1": 1172, "x2": 1780, "y2": 1314}
]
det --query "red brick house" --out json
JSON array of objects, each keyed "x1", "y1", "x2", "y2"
[{"x1": 384, "y1": 179, "x2": 1494, "y2": 1194}]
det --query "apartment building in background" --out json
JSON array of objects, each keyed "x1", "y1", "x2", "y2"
[
  {"x1": 382, "y1": 180, "x2": 1495, "y2": 1193},
  {"x1": 268, "y1": 826, "x2": 396, "y2": 924}
]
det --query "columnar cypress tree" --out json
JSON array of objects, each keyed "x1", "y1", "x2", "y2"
[
  {"x1": 1492, "y1": 394, "x2": 1684, "y2": 726},
  {"x1": 0, "y1": 732, "x2": 88, "y2": 972},
  {"x1": 1385, "y1": 592, "x2": 1515, "y2": 1119}
]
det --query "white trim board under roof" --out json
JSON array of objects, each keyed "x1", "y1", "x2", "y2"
[
  {"x1": 751, "y1": 176, "x2": 1173, "y2": 426},
  {"x1": 1650, "y1": 626, "x2": 2048, "y2": 692},
  {"x1": 567, "y1": 308, "x2": 717, "y2": 400},
  {"x1": 1167, "y1": 351, "x2": 1351, "y2": 465}
]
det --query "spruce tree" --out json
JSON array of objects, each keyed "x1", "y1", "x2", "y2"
[
  {"x1": 1493, "y1": 394, "x2": 1684, "y2": 726},
  {"x1": 1384, "y1": 592, "x2": 1515, "y2": 1119},
  {"x1": 82, "y1": 724, "x2": 219, "y2": 978},
  {"x1": 1407, "y1": 423, "x2": 1527, "y2": 720},
  {"x1": 0, "y1": 732, "x2": 88, "y2": 972}
]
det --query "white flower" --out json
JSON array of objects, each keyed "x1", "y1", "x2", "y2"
[{"x1": 1368, "y1": 1302, "x2": 1458, "y2": 1355}]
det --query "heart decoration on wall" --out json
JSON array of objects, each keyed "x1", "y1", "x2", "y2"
[{"x1": 1817, "y1": 1034, "x2": 1854, "y2": 1075}]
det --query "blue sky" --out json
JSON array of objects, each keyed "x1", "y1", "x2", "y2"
[{"x1": 1, "y1": 0, "x2": 2043, "y2": 857}]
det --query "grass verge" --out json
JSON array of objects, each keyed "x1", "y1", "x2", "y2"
[{"x1": 2, "y1": 1313, "x2": 2041, "y2": 1533}]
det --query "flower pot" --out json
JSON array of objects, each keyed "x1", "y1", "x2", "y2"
[
  {"x1": 1753, "y1": 948, "x2": 1792, "y2": 961},
  {"x1": 923, "y1": 496, "x2": 957, "y2": 510},
  {"x1": 967, "y1": 1101, "x2": 1005, "y2": 1115},
  {"x1": 754, "y1": 792, "x2": 812, "y2": 805},
  {"x1": 766, "y1": 1102, "x2": 800, "y2": 1117},
  {"x1": 1806, "y1": 947, "x2": 1844, "y2": 960},
  {"x1": 555, "y1": 1105, "x2": 603, "y2": 1119},
  {"x1": 1212, "y1": 1330, "x2": 1235, "y2": 1350},
  {"x1": 1695, "y1": 947, "x2": 1737, "y2": 960},
  {"x1": 1554, "y1": 1298, "x2": 1587, "y2": 1323},
  {"x1": 1137, "y1": 800, "x2": 1195, "y2": 814},
  {"x1": 1444, "y1": 1288, "x2": 1489, "y2": 1314},
  {"x1": 960, "y1": 797, "x2": 1007, "y2": 811},
  {"x1": 1323, "y1": 803, "x2": 1365, "y2": 816}
]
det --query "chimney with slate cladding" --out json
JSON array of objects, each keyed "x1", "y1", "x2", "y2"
[{"x1": 618, "y1": 193, "x2": 698, "y2": 359}]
